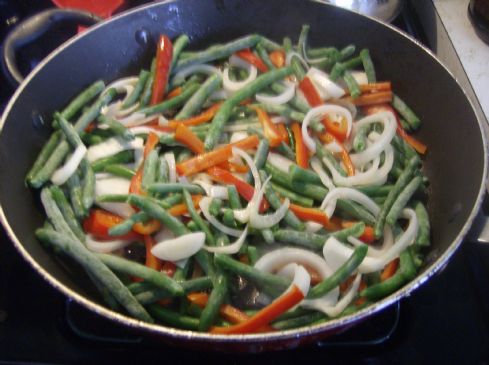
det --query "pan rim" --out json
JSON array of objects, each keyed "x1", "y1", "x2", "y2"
[{"x1": 0, "y1": 0, "x2": 487, "y2": 345}]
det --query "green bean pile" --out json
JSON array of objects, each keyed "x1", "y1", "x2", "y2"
[{"x1": 27, "y1": 25, "x2": 430, "y2": 334}]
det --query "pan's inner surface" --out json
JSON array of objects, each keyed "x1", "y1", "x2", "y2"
[{"x1": 0, "y1": 0, "x2": 485, "y2": 340}]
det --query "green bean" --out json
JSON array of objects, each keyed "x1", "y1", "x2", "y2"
[
  {"x1": 247, "y1": 245, "x2": 259, "y2": 265},
  {"x1": 96, "y1": 253, "x2": 184, "y2": 296},
  {"x1": 127, "y1": 194, "x2": 189, "y2": 236},
  {"x1": 353, "y1": 124, "x2": 368, "y2": 152},
  {"x1": 49, "y1": 185, "x2": 85, "y2": 241},
  {"x1": 87, "y1": 270, "x2": 120, "y2": 310},
  {"x1": 209, "y1": 198, "x2": 223, "y2": 217},
  {"x1": 139, "y1": 58, "x2": 156, "y2": 107},
  {"x1": 60, "y1": 80, "x2": 105, "y2": 121},
  {"x1": 139, "y1": 83, "x2": 199, "y2": 116},
  {"x1": 109, "y1": 211, "x2": 149, "y2": 236},
  {"x1": 261, "y1": 228, "x2": 275, "y2": 244},
  {"x1": 56, "y1": 114, "x2": 84, "y2": 147},
  {"x1": 314, "y1": 138, "x2": 347, "y2": 177},
  {"x1": 256, "y1": 42, "x2": 275, "y2": 70},
  {"x1": 173, "y1": 34, "x2": 261, "y2": 73},
  {"x1": 245, "y1": 139, "x2": 269, "y2": 184},
  {"x1": 122, "y1": 70, "x2": 150, "y2": 109},
  {"x1": 141, "y1": 150, "x2": 159, "y2": 191},
  {"x1": 360, "y1": 249, "x2": 416, "y2": 300},
  {"x1": 297, "y1": 24, "x2": 310, "y2": 58},
  {"x1": 259, "y1": 36, "x2": 281, "y2": 51},
  {"x1": 147, "y1": 304, "x2": 198, "y2": 330},
  {"x1": 308, "y1": 245, "x2": 367, "y2": 299},
  {"x1": 66, "y1": 173, "x2": 87, "y2": 219},
  {"x1": 340, "y1": 45, "x2": 356, "y2": 60},
  {"x1": 392, "y1": 94, "x2": 421, "y2": 130},
  {"x1": 205, "y1": 66, "x2": 293, "y2": 150},
  {"x1": 336, "y1": 200, "x2": 376, "y2": 226},
  {"x1": 269, "y1": 82, "x2": 310, "y2": 115},
  {"x1": 343, "y1": 70, "x2": 361, "y2": 98},
  {"x1": 307, "y1": 47, "x2": 340, "y2": 59},
  {"x1": 386, "y1": 176, "x2": 422, "y2": 226},
  {"x1": 357, "y1": 185, "x2": 394, "y2": 199},
  {"x1": 227, "y1": 185, "x2": 243, "y2": 210},
  {"x1": 270, "y1": 182, "x2": 313, "y2": 207},
  {"x1": 103, "y1": 164, "x2": 135, "y2": 179},
  {"x1": 36, "y1": 228, "x2": 152, "y2": 322},
  {"x1": 91, "y1": 150, "x2": 134, "y2": 173},
  {"x1": 26, "y1": 131, "x2": 62, "y2": 185},
  {"x1": 331, "y1": 222, "x2": 365, "y2": 241},
  {"x1": 276, "y1": 141, "x2": 296, "y2": 161},
  {"x1": 175, "y1": 73, "x2": 222, "y2": 120},
  {"x1": 147, "y1": 182, "x2": 205, "y2": 195},
  {"x1": 286, "y1": 125, "x2": 296, "y2": 151},
  {"x1": 80, "y1": 159, "x2": 95, "y2": 211},
  {"x1": 272, "y1": 312, "x2": 326, "y2": 330},
  {"x1": 170, "y1": 34, "x2": 190, "y2": 71},
  {"x1": 289, "y1": 164, "x2": 322, "y2": 185},
  {"x1": 40, "y1": 187, "x2": 78, "y2": 240},
  {"x1": 135, "y1": 277, "x2": 213, "y2": 305},
  {"x1": 360, "y1": 49, "x2": 376, "y2": 83},
  {"x1": 97, "y1": 194, "x2": 131, "y2": 203},
  {"x1": 222, "y1": 208, "x2": 238, "y2": 228},
  {"x1": 273, "y1": 229, "x2": 327, "y2": 250},
  {"x1": 374, "y1": 156, "x2": 420, "y2": 238},
  {"x1": 214, "y1": 254, "x2": 290, "y2": 297},
  {"x1": 72, "y1": 88, "x2": 117, "y2": 133},
  {"x1": 260, "y1": 170, "x2": 304, "y2": 231},
  {"x1": 183, "y1": 189, "x2": 215, "y2": 246},
  {"x1": 414, "y1": 201, "x2": 430, "y2": 246},
  {"x1": 98, "y1": 115, "x2": 134, "y2": 140},
  {"x1": 28, "y1": 141, "x2": 70, "y2": 188},
  {"x1": 199, "y1": 265, "x2": 228, "y2": 331}
]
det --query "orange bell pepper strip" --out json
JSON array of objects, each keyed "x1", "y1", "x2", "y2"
[
  {"x1": 235, "y1": 49, "x2": 269, "y2": 73},
  {"x1": 290, "y1": 122, "x2": 309, "y2": 168},
  {"x1": 358, "y1": 82, "x2": 391, "y2": 94},
  {"x1": 380, "y1": 258, "x2": 399, "y2": 282},
  {"x1": 150, "y1": 35, "x2": 173, "y2": 105},
  {"x1": 269, "y1": 50, "x2": 285, "y2": 68},
  {"x1": 83, "y1": 209, "x2": 142, "y2": 241},
  {"x1": 363, "y1": 104, "x2": 427, "y2": 154},
  {"x1": 206, "y1": 167, "x2": 269, "y2": 213},
  {"x1": 318, "y1": 132, "x2": 355, "y2": 176},
  {"x1": 288, "y1": 203, "x2": 340, "y2": 231},
  {"x1": 167, "y1": 102, "x2": 222, "y2": 128},
  {"x1": 161, "y1": 261, "x2": 177, "y2": 278},
  {"x1": 133, "y1": 219, "x2": 161, "y2": 235},
  {"x1": 344, "y1": 91, "x2": 393, "y2": 106},
  {"x1": 166, "y1": 86, "x2": 183, "y2": 99},
  {"x1": 341, "y1": 221, "x2": 375, "y2": 243},
  {"x1": 167, "y1": 195, "x2": 202, "y2": 216},
  {"x1": 276, "y1": 123, "x2": 289, "y2": 144},
  {"x1": 143, "y1": 234, "x2": 162, "y2": 271},
  {"x1": 176, "y1": 135, "x2": 259, "y2": 176},
  {"x1": 174, "y1": 124, "x2": 205, "y2": 154},
  {"x1": 250, "y1": 106, "x2": 284, "y2": 147},
  {"x1": 210, "y1": 285, "x2": 305, "y2": 334}
]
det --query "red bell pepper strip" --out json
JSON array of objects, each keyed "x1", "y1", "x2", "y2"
[
  {"x1": 380, "y1": 258, "x2": 399, "y2": 282},
  {"x1": 150, "y1": 35, "x2": 173, "y2": 105},
  {"x1": 235, "y1": 49, "x2": 268, "y2": 73},
  {"x1": 174, "y1": 124, "x2": 205, "y2": 154},
  {"x1": 176, "y1": 135, "x2": 259, "y2": 176},
  {"x1": 143, "y1": 234, "x2": 162, "y2": 271},
  {"x1": 250, "y1": 106, "x2": 284, "y2": 147},
  {"x1": 363, "y1": 104, "x2": 427, "y2": 154},
  {"x1": 291, "y1": 122, "x2": 309, "y2": 168},
  {"x1": 210, "y1": 285, "x2": 304, "y2": 334},
  {"x1": 206, "y1": 166, "x2": 269, "y2": 212},
  {"x1": 358, "y1": 82, "x2": 391, "y2": 94},
  {"x1": 269, "y1": 50, "x2": 285, "y2": 68},
  {"x1": 345, "y1": 91, "x2": 393, "y2": 106},
  {"x1": 83, "y1": 209, "x2": 142, "y2": 241},
  {"x1": 341, "y1": 220, "x2": 375, "y2": 243},
  {"x1": 276, "y1": 123, "x2": 289, "y2": 145}
]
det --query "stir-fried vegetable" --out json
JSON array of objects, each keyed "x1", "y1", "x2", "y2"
[{"x1": 27, "y1": 25, "x2": 430, "y2": 335}]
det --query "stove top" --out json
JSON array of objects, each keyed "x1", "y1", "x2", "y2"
[{"x1": 1, "y1": 1, "x2": 488, "y2": 363}]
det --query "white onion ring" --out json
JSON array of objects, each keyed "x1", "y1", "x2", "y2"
[
  {"x1": 306, "y1": 67, "x2": 345, "y2": 100},
  {"x1": 86, "y1": 235, "x2": 131, "y2": 253},
  {"x1": 172, "y1": 64, "x2": 222, "y2": 86},
  {"x1": 278, "y1": 264, "x2": 311, "y2": 297},
  {"x1": 151, "y1": 232, "x2": 205, "y2": 261},
  {"x1": 249, "y1": 176, "x2": 290, "y2": 229},
  {"x1": 323, "y1": 208, "x2": 418, "y2": 274},
  {"x1": 223, "y1": 55, "x2": 257, "y2": 93},
  {"x1": 285, "y1": 51, "x2": 309, "y2": 71},
  {"x1": 256, "y1": 81, "x2": 295, "y2": 105},
  {"x1": 86, "y1": 137, "x2": 144, "y2": 162},
  {"x1": 204, "y1": 225, "x2": 249, "y2": 254},
  {"x1": 117, "y1": 112, "x2": 162, "y2": 127},
  {"x1": 320, "y1": 187, "x2": 380, "y2": 218},
  {"x1": 51, "y1": 144, "x2": 86, "y2": 185}
]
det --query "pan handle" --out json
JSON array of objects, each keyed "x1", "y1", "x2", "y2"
[{"x1": 1, "y1": 8, "x2": 101, "y2": 86}]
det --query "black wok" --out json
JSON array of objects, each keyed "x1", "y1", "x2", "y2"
[{"x1": 0, "y1": 0, "x2": 487, "y2": 352}]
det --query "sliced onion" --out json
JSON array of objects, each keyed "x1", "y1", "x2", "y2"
[
  {"x1": 192, "y1": 174, "x2": 228, "y2": 199},
  {"x1": 349, "y1": 111, "x2": 397, "y2": 167},
  {"x1": 223, "y1": 55, "x2": 257, "y2": 93},
  {"x1": 306, "y1": 67, "x2": 345, "y2": 100},
  {"x1": 158, "y1": 115, "x2": 169, "y2": 126},
  {"x1": 305, "y1": 221, "x2": 324, "y2": 233},
  {"x1": 230, "y1": 131, "x2": 249, "y2": 143},
  {"x1": 117, "y1": 112, "x2": 162, "y2": 127},
  {"x1": 255, "y1": 247, "x2": 339, "y2": 305},
  {"x1": 103, "y1": 76, "x2": 138, "y2": 96},
  {"x1": 302, "y1": 274, "x2": 361, "y2": 317},
  {"x1": 323, "y1": 208, "x2": 418, "y2": 274},
  {"x1": 323, "y1": 145, "x2": 394, "y2": 187},
  {"x1": 95, "y1": 176, "x2": 134, "y2": 218},
  {"x1": 86, "y1": 137, "x2": 144, "y2": 162},
  {"x1": 249, "y1": 177, "x2": 289, "y2": 229},
  {"x1": 200, "y1": 197, "x2": 244, "y2": 237},
  {"x1": 151, "y1": 232, "x2": 205, "y2": 261},
  {"x1": 51, "y1": 144, "x2": 87, "y2": 185},
  {"x1": 86, "y1": 235, "x2": 131, "y2": 253},
  {"x1": 209, "y1": 89, "x2": 231, "y2": 101},
  {"x1": 278, "y1": 263, "x2": 311, "y2": 297},
  {"x1": 172, "y1": 64, "x2": 222, "y2": 86},
  {"x1": 267, "y1": 152, "x2": 295, "y2": 173},
  {"x1": 164, "y1": 152, "x2": 176, "y2": 183},
  {"x1": 204, "y1": 225, "x2": 248, "y2": 254},
  {"x1": 128, "y1": 126, "x2": 165, "y2": 137},
  {"x1": 350, "y1": 71, "x2": 368, "y2": 85},
  {"x1": 327, "y1": 98, "x2": 357, "y2": 120},
  {"x1": 310, "y1": 157, "x2": 335, "y2": 190},
  {"x1": 320, "y1": 187, "x2": 380, "y2": 218},
  {"x1": 154, "y1": 226, "x2": 174, "y2": 243},
  {"x1": 270, "y1": 116, "x2": 289, "y2": 124},
  {"x1": 256, "y1": 81, "x2": 295, "y2": 105},
  {"x1": 302, "y1": 104, "x2": 353, "y2": 153},
  {"x1": 285, "y1": 52, "x2": 309, "y2": 71}
]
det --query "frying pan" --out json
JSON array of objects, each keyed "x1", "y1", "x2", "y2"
[{"x1": 0, "y1": 0, "x2": 487, "y2": 352}]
